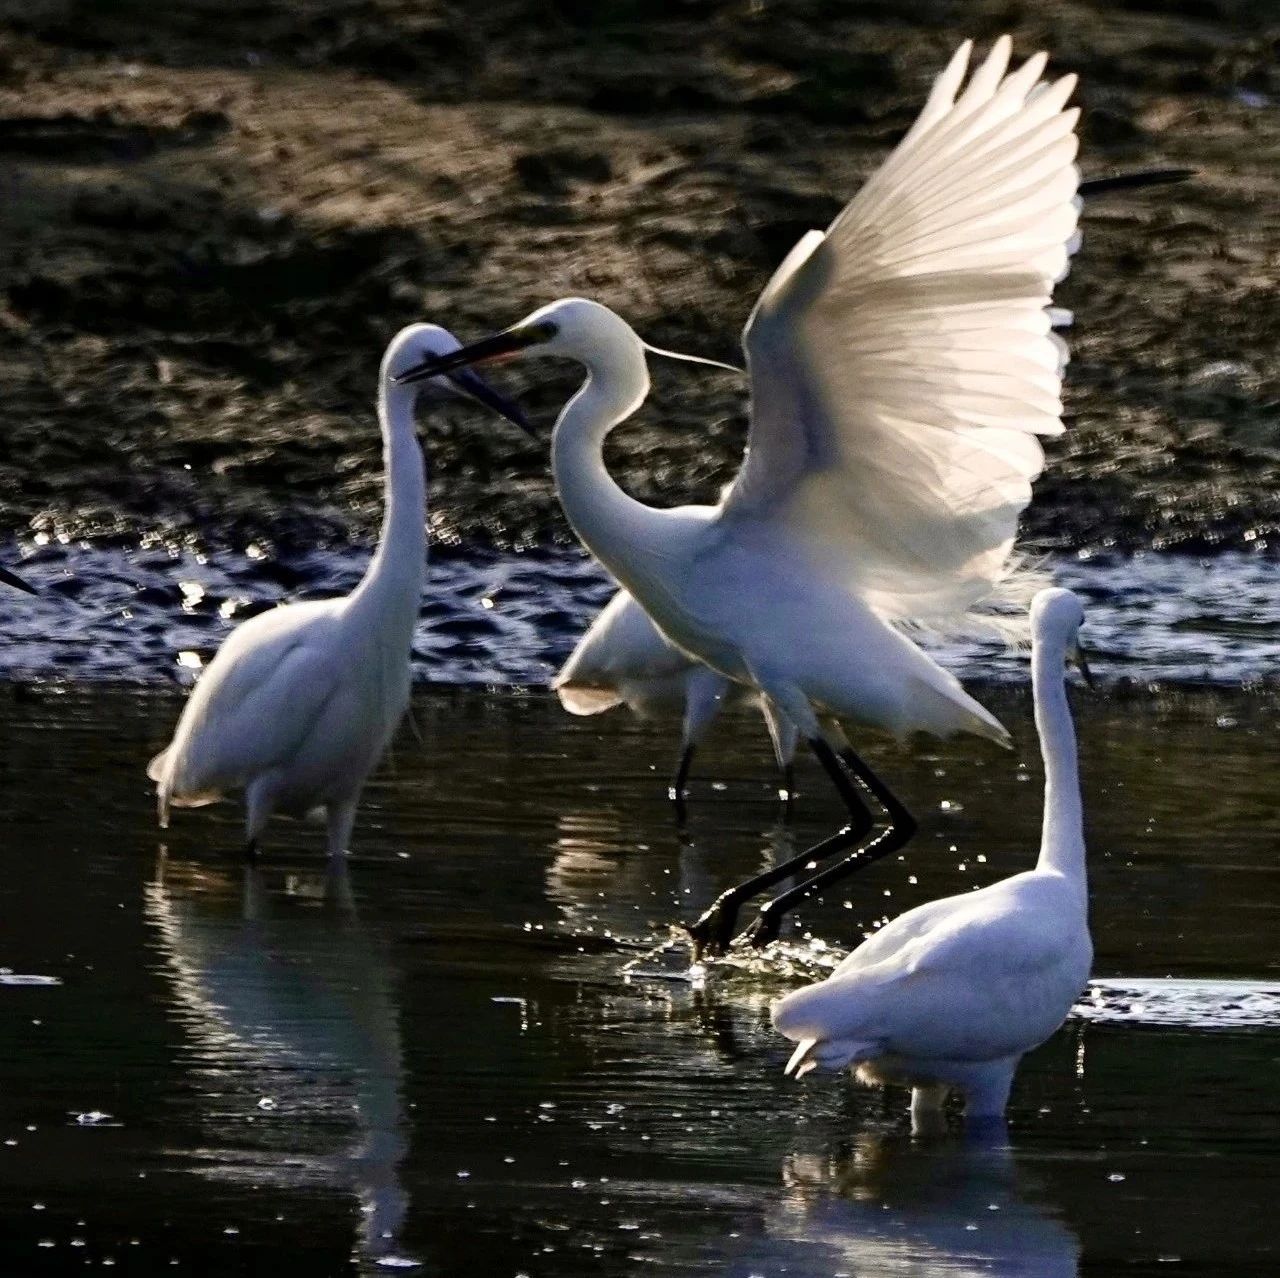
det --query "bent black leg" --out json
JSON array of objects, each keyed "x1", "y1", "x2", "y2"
[
  {"x1": 742, "y1": 745, "x2": 917, "y2": 949},
  {"x1": 244, "y1": 838, "x2": 260, "y2": 863},
  {"x1": 687, "y1": 737, "x2": 878, "y2": 958}
]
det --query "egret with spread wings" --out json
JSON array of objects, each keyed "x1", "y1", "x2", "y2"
[{"x1": 398, "y1": 37, "x2": 1089, "y2": 953}]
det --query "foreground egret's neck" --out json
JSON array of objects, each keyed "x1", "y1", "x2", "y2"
[
  {"x1": 350, "y1": 380, "x2": 426, "y2": 625},
  {"x1": 1033, "y1": 634, "x2": 1086, "y2": 886},
  {"x1": 551, "y1": 347, "x2": 682, "y2": 587}
]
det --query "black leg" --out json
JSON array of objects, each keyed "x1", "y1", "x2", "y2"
[
  {"x1": 669, "y1": 743, "x2": 696, "y2": 820},
  {"x1": 687, "y1": 736, "x2": 878, "y2": 958},
  {"x1": 741, "y1": 746, "x2": 917, "y2": 949},
  {"x1": 779, "y1": 763, "x2": 796, "y2": 813},
  {"x1": 244, "y1": 838, "x2": 260, "y2": 863}
]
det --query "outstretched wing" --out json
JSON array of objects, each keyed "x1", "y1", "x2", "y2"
[{"x1": 723, "y1": 37, "x2": 1079, "y2": 626}]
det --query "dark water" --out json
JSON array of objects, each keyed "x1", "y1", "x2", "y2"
[{"x1": 0, "y1": 688, "x2": 1276, "y2": 1275}]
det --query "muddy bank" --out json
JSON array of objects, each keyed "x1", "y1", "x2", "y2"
[{"x1": 0, "y1": 0, "x2": 1276, "y2": 557}]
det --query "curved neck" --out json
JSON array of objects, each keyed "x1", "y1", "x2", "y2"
[
  {"x1": 348, "y1": 381, "x2": 426, "y2": 625},
  {"x1": 1033, "y1": 638, "x2": 1086, "y2": 886},
  {"x1": 550, "y1": 353, "x2": 682, "y2": 593}
]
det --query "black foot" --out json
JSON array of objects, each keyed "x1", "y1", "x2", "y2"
[
  {"x1": 686, "y1": 903, "x2": 737, "y2": 960},
  {"x1": 742, "y1": 906, "x2": 783, "y2": 950}
]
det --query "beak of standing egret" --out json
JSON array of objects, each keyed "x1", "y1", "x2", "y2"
[
  {"x1": 0, "y1": 563, "x2": 36, "y2": 594},
  {"x1": 396, "y1": 321, "x2": 556, "y2": 387},
  {"x1": 1070, "y1": 641, "x2": 1095, "y2": 689},
  {"x1": 443, "y1": 365, "x2": 535, "y2": 437}
]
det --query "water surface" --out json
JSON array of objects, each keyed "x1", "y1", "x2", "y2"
[
  {"x1": 2, "y1": 541, "x2": 1278, "y2": 686},
  {"x1": 0, "y1": 688, "x2": 1275, "y2": 1274}
]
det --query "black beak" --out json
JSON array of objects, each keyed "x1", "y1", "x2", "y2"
[
  {"x1": 1078, "y1": 168, "x2": 1195, "y2": 198},
  {"x1": 0, "y1": 563, "x2": 37, "y2": 595},
  {"x1": 395, "y1": 325, "x2": 542, "y2": 386},
  {"x1": 444, "y1": 366, "x2": 535, "y2": 437}
]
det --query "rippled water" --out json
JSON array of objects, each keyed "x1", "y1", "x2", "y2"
[
  {"x1": 0, "y1": 688, "x2": 1276, "y2": 1274},
  {"x1": 2, "y1": 539, "x2": 1278, "y2": 686}
]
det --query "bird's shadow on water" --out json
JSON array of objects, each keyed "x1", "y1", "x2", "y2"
[
  {"x1": 144, "y1": 849, "x2": 419, "y2": 1271},
  {"x1": 737, "y1": 1128, "x2": 1080, "y2": 1278}
]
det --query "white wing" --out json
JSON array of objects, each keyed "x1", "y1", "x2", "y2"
[
  {"x1": 554, "y1": 589, "x2": 697, "y2": 716},
  {"x1": 152, "y1": 601, "x2": 345, "y2": 803},
  {"x1": 724, "y1": 36, "x2": 1080, "y2": 626}
]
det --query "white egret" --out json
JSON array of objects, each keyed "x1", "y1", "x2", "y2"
[
  {"x1": 555, "y1": 586, "x2": 799, "y2": 808},
  {"x1": 148, "y1": 324, "x2": 528, "y2": 861},
  {"x1": 396, "y1": 37, "x2": 1091, "y2": 952},
  {"x1": 771, "y1": 587, "x2": 1093, "y2": 1129}
]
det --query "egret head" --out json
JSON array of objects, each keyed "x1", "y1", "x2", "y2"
[
  {"x1": 392, "y1": 298, "x2": 741, "y2": 386},
  {"x1": 0, "y1": 563, "x2": 36, "y2": 594},
  {"x1": 381, "y1": 323, "x2": 532, "y2": 434},
  {"x1": 1030, "y1": 587, "x2": 1092, "y2": 684}
]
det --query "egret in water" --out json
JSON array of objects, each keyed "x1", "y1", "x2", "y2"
[
  {"x1": 148, "y1": 325, "x2": 528, "y2": 861},
  {"x1": 555, "y1": 587, "x2": 798, "y2": 809},
  {"x1": 772, "y1": 586, "x2": 1093, "y2": 1129},
  {"x1": 395, "y1": 36, "x2": 1097, "y2": 952}
]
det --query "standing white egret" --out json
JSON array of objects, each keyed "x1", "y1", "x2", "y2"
[
  {"x1": 555, "y1": 586, "x2": 799, "y2": 808},
  {"x1": 396, "y1": 37, "x2": 1089, "y2": 953},
  {"x1": 770, "y1": 587, "x2": 1093, "y2": 1128},
  {"x1": 148, "y1": 324, "x2": 528, "y2": 861}
]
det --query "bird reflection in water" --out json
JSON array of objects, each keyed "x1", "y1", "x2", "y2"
[
  {"x1": 144, "y1": 851, "x2": 414, "y2": 1269},
  {"x1": 750, "y1": 1131, "x2": 1078, "y2": 1278}
]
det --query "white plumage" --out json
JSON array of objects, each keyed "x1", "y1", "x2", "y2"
[
  {"x1": 397, "y1": 37, "x2": 1086, "y2": 948},
  {"x1": 554, "y1": 585, "x2": 798, "y2": 799},
  {"x1": 771, "y1": 587, "x2": 1093, "y2": 1126},
  {"x1": 148, "y1": 325, "x2": 526, "y2": 860}
]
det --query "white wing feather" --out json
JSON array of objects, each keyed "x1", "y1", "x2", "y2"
[
  {"x1": 725, "y1": 37, "x2": 1080, "y2": 629},
  {"x1": 152, "y1": 602, "x2": 345, "y2": 806},
  {"x1": 554, "y1": 589, "x2": 695, "y2": 716}
]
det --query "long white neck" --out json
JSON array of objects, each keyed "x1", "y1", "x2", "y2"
[
  {"x1": 347, "y1": 380, "x2": 426, "y2": 634},
  {"x1": 550, "y1": 351, "x2": 685, "y2": 599},
  {"x1": 1033, "y1": 637, "x2": 1086, "y2": 887}
]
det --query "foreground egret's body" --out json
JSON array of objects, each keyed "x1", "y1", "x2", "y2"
[
  {"x1": 555, "y1": 586, "x2": 799, "y2": 804},
  {"x1": 399, "y1": 37, "x2": 1085, "y2": 950},
  {"x1": 148, "y1": 325, "x2": 525, "y2": 860},
  {"x1": 772, "y1": 587, "x2": 1093, "y2": 1127}
]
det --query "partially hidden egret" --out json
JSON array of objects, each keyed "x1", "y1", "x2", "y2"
[
  {"x1": 555, "y1": 586, "x2": 798, "y2": 808},
  {"x1": 772, "y1": 586, "x2": 1093, "y2": 1130},
  {"x1": 148, "y1": 325, "x2": 528, "y2": 861},
  {"x1": 396, "y1": 37, "x2": 1090, "y2": 953}
]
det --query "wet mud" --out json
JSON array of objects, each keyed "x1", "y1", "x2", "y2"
[{"x1": 0, "y1": 0, "x2": 1276, "y2": 560}]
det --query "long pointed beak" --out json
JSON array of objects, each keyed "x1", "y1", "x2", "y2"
[
  {"x1": 396, "y1": 325, "x2": 543, "y2": 386},
  {"x1": 0, "y1": 563, "x2": 37, "y2": 594},
  {"x1": 1078, "y1": 168, "x2": 1194, "y2": 198},
  {"x1": 444, "y1": 366, "x2": 535, "y2": 437}
]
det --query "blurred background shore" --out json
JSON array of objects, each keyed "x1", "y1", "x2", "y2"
[{"x1": 0, "y1": 0, "x2": 1275, "y2": 559}]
